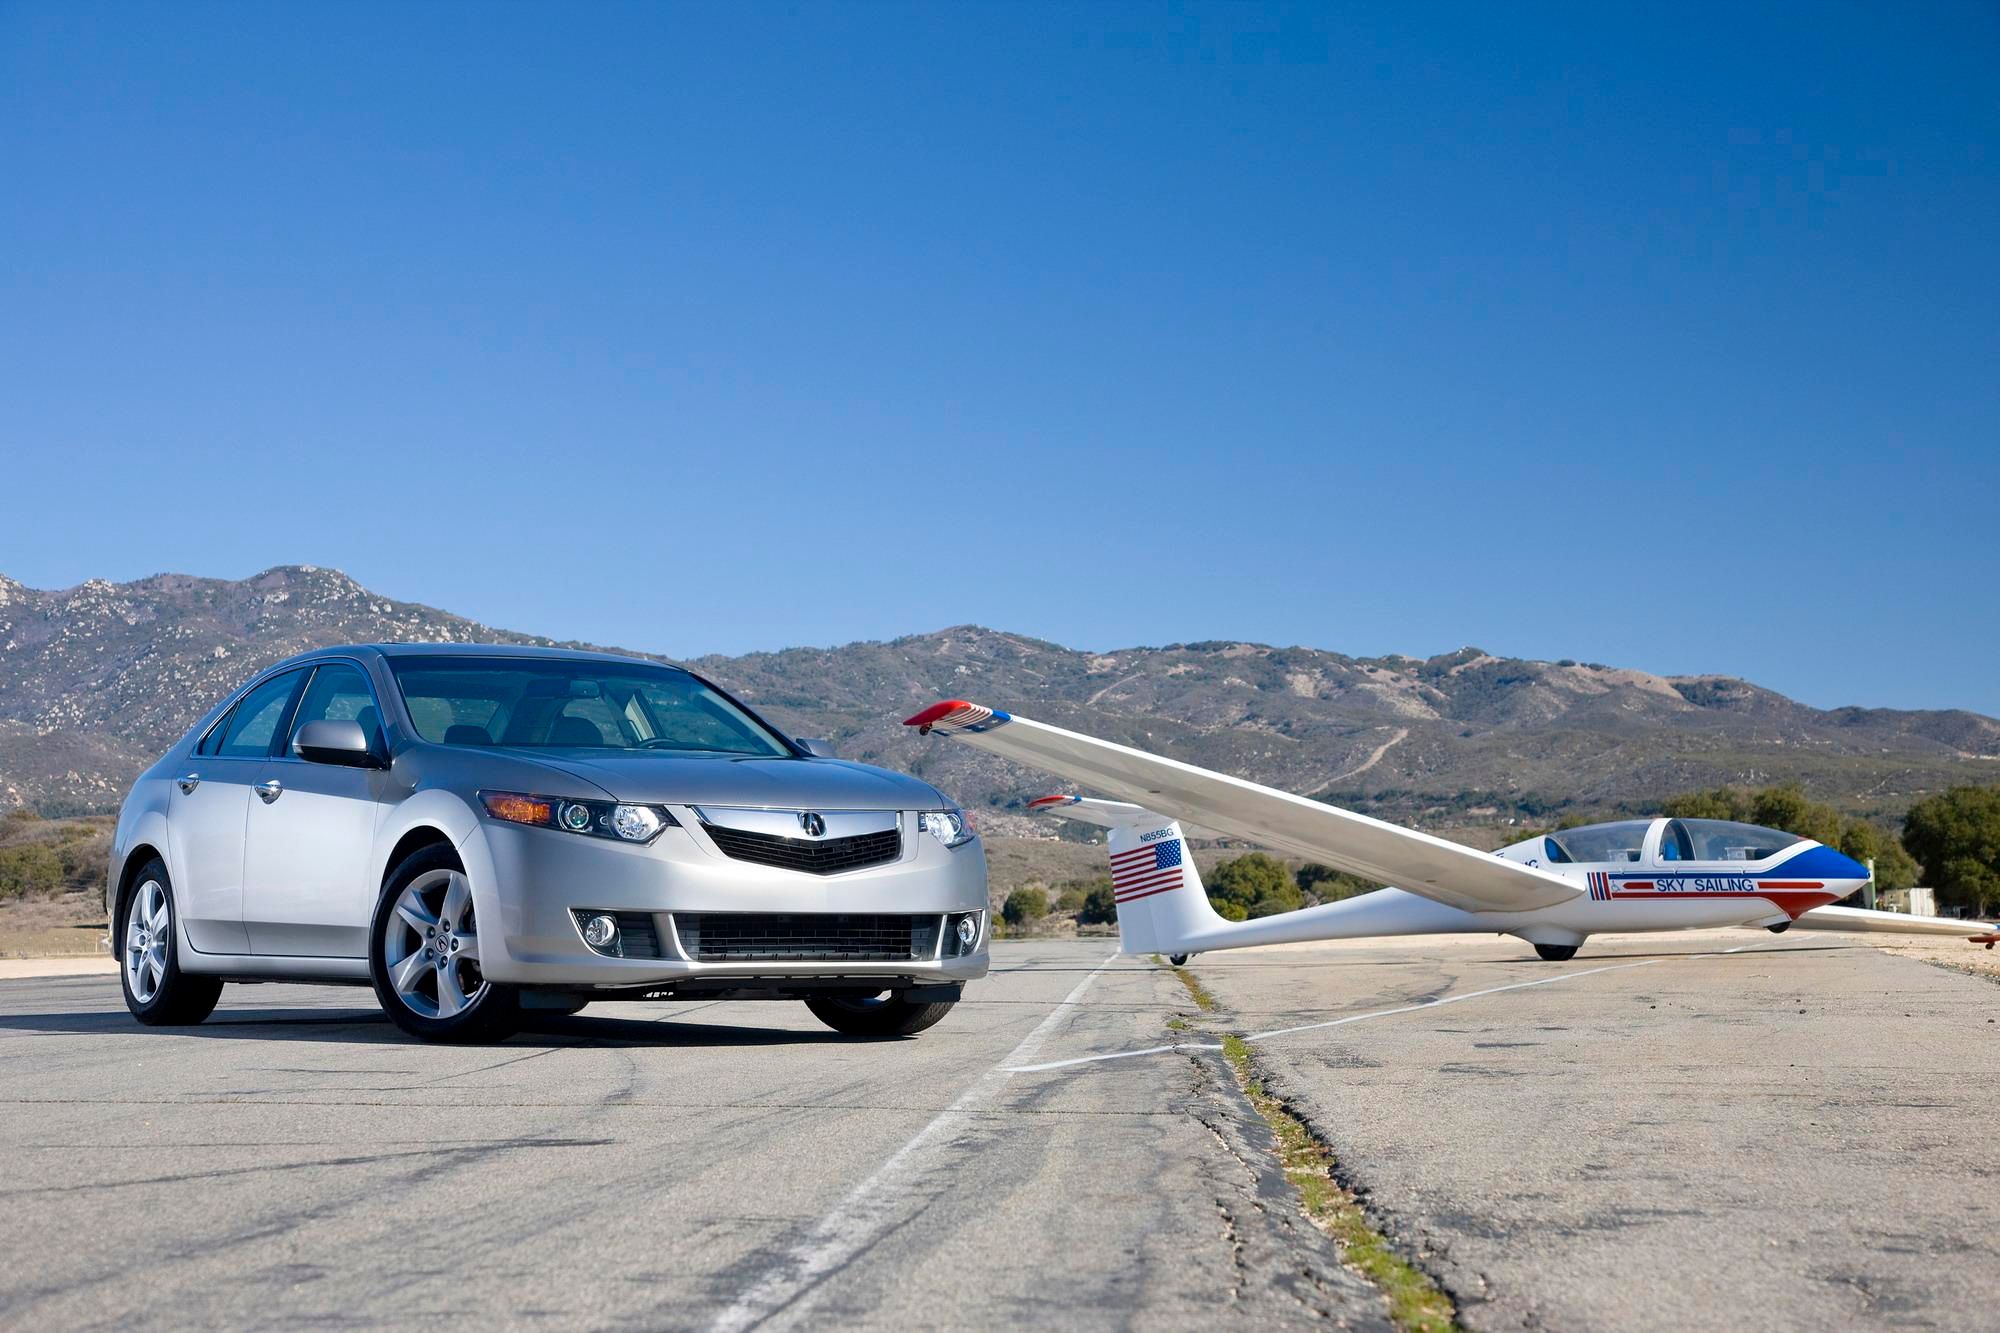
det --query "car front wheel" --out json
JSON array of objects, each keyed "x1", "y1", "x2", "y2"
[
  {"x1": 119, "y1": 860, "x2": 223, "y2": 1026},
  {"x1": 369, "y1": 845, "x2": 518, "y2": 1043},
  {"x1": 805, "y1": 992, "x2": 956, "y2": 1038}
]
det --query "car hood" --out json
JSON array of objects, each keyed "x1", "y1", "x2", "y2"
[{"x1": 518, "y1": 750, "x2": 950, "y2": 811}]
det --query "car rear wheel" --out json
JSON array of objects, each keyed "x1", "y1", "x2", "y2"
[
  {"x1": 120, "y1": 860, "x2": 223, "y2": 1026},
  {"x1": 369, "y1": 845, "x2": 518, "y2": 1043},
  {"x1": 805, "y1": 992, "x2": 956, "y2": 1038}
]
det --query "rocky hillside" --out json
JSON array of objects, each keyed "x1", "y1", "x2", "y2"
[{"x1": 2, "y1": 567, "x2": 1996, "y2": 825}]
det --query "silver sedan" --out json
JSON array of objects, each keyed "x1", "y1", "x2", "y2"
[{"x1": 107, "y1": 645, "x2": 989, "y2": 1041}]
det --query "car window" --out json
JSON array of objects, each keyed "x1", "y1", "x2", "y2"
[
  {"x1": 216, "y1": 670, "x2": 307, "y2": 759},
  {"x1": 196, "y1": 710, "x2": 234, "y2": 756},
  {"x1": 389, "y1": 657, "x2": 792, "y2": 757},
  {"x1": 288, "y1": 663, "x2": 381, "y2": 751},
  {"x1": 551, "y1": 695, "x2": 629, "y2": 746}
]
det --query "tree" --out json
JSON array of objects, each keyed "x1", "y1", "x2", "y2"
[
  {"x1": 1748, "y1": 785, "x2": 1842, "y2": 846},
  {"x1": 1055, "y1": 885, "x2": 1087, "y2": 914},
  {"x1": 1077, "y1": 878, "x2": 1118, "y2": 925},
  {"x1": 1660, "y1": 783, "x2": 1845, "y2": 844},
  {"x1": 1001, "y1": 886, "x2": 1050, "y2": 927},
  {"x1": 1296, "y1": 863, "x2": 1380, "y2": 904},
  {"x1": 1836, "y1": 820, "x2": 1880, "y2": 864},
  {"x1": 1873, "y1": 837, "x2": 1920, "y2": 892},
  {"x1": 1661, "y1": 787, "x2": 1750, "y2": 821},
  {"x1": 1207, "y1": 853, "x2": 1301, "y2": 919},
  {"x1": 1903, "y1": 786, "x2": 2000, "y2": 914}
]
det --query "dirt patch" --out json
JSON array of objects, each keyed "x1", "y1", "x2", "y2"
[
  {"x1": 0, "y1": 891, "x2": 109, "y2": 957},
  {"x1": 1873, "y1": 935, "x2": 2000, "y2": 984}
]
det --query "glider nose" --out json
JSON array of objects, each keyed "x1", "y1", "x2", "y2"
[{"x1": 1830, "y1": 847, "x2": 1871, "y2": 888}]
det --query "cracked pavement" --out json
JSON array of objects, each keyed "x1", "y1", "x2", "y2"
[
  {"x1": 0, "y1": 942, "x2": 1385, "y2": 1330},
  {"x1": 1187, "y1": 929, "x2": 2000, "y2": 1332}
]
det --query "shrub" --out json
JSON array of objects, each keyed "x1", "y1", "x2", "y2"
[
  {"x1": 1077, "y1": 879, "x2": 1118, "y2": 925},
  {"x1": 1297, "y1": 863, "x2": 1379, "y2": 904},
  {"x1": 1055, "y1": 886, "x2": 1087, "y2": 914},
  {"x1": 1208, "y1": 852, "x2": 1301, "y2": 918},
  {"x1": 0, "y1": 843, "x2": 63, "y2": 899},
  {"x1": 1002, "y1": 886, "x2": 1050, "y2": 926},
  {"x1": 57, "y1": 830, "x2": 112, "y2": 893}
]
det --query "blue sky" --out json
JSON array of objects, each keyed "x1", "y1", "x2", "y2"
[{"x1": 2, "y1": 2, "x2": 1995, "y2": 713}]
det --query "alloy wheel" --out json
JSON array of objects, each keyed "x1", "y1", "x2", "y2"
[
  {"x1": 382, "y1": 868, "x2": 489, "y2": 1018},
  {"x1": 124, "y1": 878, "x2": 171, "y2": 1004}
]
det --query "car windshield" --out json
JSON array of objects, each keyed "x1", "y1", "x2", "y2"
[{"x1": 388, "y1": 656, "x2": 793, "y2": 757}]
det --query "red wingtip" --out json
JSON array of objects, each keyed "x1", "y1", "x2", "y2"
[
  {"x1": 1026, "y1": 794, "x2": 1076, "y2": 809},
  {"x1": 903, "y1": 699, "x2": 972, "y2": 728}
]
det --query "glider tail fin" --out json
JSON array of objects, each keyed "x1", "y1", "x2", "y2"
[{"x1": 1027, "y1": 795, "x2": 1224, "y2": 956}]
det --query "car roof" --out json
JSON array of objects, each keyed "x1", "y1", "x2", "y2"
[{"x1": 269, "y1": 642, "x2": 688, "y2": 671}]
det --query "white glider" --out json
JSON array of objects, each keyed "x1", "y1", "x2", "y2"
[{"x1": 905, "y1": 700, "x2": 1997, "y2": 962}]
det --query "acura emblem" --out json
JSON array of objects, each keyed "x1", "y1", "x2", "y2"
[{"x1": 798, "y1": 811, "x2": 827, "y2": 838}]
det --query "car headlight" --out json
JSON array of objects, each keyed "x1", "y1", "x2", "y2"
[
  {"x1": 478, "y1": 791, "x2": 677, "y2": 844},
  {"x1": 918, "y1": 808, "x2": 977, "y2": 848}
]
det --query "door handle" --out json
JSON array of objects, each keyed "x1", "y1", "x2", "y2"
[
  {"x1": 254, "y1": 780, "x2": 284, "y2": 804},
  {"x1": 177, "y1": 773, "x2": 200, "y2": 794}
]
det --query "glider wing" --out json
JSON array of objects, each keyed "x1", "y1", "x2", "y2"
[
  {"x1": 907, "y1": 701, "x2": 1580, "y2": 914},
  {"x1": 1790, "y1": 904, "x2": 1999, "y2": 937}
]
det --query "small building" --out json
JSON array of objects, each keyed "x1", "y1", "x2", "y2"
[{"x1": 1877, "y1": 887, "x2": 1939, "y2": 917}]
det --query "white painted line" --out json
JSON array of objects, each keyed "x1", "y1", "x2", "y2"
[
  {"x1": 1244, "y1": 957, "x2": 1670, "y2": 1041},
  {"x1": 1004, "y1": 939, "x2": 1797, "y2": 1075},
  {"x1": 1006, "y1": 1040, "x2": 1225, "y2": 1073},
  {"x1": 706, "y1": 953, "x2": 1120, "y2": 1333}
]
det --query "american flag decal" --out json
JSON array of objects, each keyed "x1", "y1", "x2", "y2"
[{"x1": 1112, "y1": 836, "x2": 1185, "y2": 904}]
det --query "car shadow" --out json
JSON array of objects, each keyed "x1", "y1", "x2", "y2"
[{"x1": 0, "y1": 1006, "x2": 857, "y2": 1048}]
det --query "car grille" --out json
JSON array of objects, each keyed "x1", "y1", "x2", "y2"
[
  {"x1": 701, "y1": 823, "x2": 902, "y2": 875},
  {"x1": 674, "y1": 912, "x2": 938, "y2": 962}
]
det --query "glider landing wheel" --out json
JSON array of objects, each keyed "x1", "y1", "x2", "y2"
[
  {"x1": 1533, "y1": 943, "x2": 1579, "y2": 962},
  {"x1": 1767, "y1": 922, "x2": 1791, "y2": 934},
  {"x1": 1168, "y1": 954, "x2": 1190, "y2": 967}
]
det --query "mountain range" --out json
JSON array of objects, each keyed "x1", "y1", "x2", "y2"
[{"x1": 2, "y1": 566, "x2": 1996, "y2": 830}]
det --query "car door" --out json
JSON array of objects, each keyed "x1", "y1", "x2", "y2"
[
  {"x1": 241, "y1": 660, "x2": 392, "y2": 956},
  {"x1": 166, "y1": 669, "x2": 309, "y2": 954}
]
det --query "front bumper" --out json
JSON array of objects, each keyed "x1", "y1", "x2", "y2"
[{"x1": 457, "y1": 808, "x2": 991, "y2": 989}]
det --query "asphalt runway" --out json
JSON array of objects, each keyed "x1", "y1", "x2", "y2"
[
  {"x1": 2, "y1": 934, "x2": 1995, "y2": 1330},
  {"x1": 0, "y1": 942, "x2": 1380, "y2": 1331},
  {"x1": 1185, "y1": 931, "x2": 2000, "y2": 1331}
]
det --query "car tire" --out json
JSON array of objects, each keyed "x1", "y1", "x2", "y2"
[
  {"x1": 119, "y1": 859, "x2": 224, "y2": 1026},
  {"x1": 805, "y1": 993, "x2": 956, "y2": 1038},
  {"x1": 369, "y1": 844, "x2": 518, "y2": 1044}
]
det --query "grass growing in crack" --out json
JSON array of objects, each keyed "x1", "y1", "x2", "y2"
[
  {"x1": 1154, "y1": 956, "x2": 1454, "y2": 1327},
  {"x1": 1220, "y1": 1033, "x2": 1460, "y2": 1333},
  {"x1": 1164, "y1": 962, "x2": 1218, "y2": 1012}
]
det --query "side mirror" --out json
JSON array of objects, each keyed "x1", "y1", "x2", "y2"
[
  {"x1": 795, "y1": 737, "x2": 839, "y2": 759},
  {"x1": 294, "y1": 719, "x2": 385, "y2": 769}
]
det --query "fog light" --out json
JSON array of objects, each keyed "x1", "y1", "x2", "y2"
[
  {"x1": 956, "y1": 914, "x2": 979, "y2": 948},
  {"x1": 582, "y1": 914, "x2": 619, "y2": 949}
]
